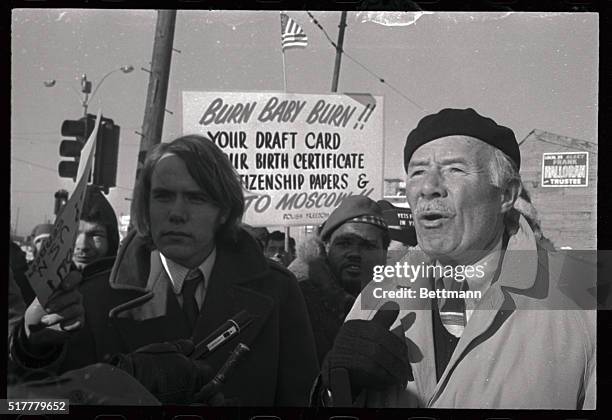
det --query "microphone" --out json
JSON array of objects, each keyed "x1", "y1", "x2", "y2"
[
  {"x1": 191, "y1": 310, "x2": 254, "y2": 360},
  {"x1": 195, "y1": 342, "x2": 251, "y2": 402}
]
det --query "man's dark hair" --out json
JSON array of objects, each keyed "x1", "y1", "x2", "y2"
[
  {"x1": 268, "y1": 231, "x2": 296, "y2": 251},
  {"x1": 133, "y1": 135, "x2": 245, "y2": 244},
  {"x1": 82, "y1": 185, "x2": 119, "y2": 256},
  {"x1": 269, "y1": 231, "x2": 285, "y2": 242}
]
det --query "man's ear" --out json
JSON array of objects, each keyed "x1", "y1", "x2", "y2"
[{"x1": 500, "y1": 179, "x2": 520, "y2": 214}]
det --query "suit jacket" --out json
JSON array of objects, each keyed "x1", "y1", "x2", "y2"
[
  {"x1": 53, "y1": 228, "x2": 319, "y2": 406},
  {"x1": 346, "y1": 216, "x2": 596, "y2": 409}
]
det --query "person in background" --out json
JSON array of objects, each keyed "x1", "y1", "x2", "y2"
[
  {"x1": 264, "y1": 230, "x2": 296, "y2": 267},
  {"x1": 72, "y1": 185, "x2": 120, "y2": 276},
  {"x1": 290, "y1": 195, "x2": 390, "y2": 362},
  {"x1": 29, "y1": 223, "x2": 53, "y2": 261}
]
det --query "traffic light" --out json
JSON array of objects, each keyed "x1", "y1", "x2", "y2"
[
  {"x1": 58, "y1": 114, "x2": 121, "y2": 192},
  {"x1": 93, "y1": 118, "x2": 120, "y2": 193},
  {"x1": 59, "y1": 115, "x2": 94, "y2": 180}
]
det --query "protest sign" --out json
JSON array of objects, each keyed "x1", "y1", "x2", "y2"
[
  {"x1": 541, "y1": 151, "x2": 589, "y2": 187},
  {"x1": 183, "y1": 92, "x2": 384, "y2": 226},
  {"x1": 25, "y1": 111, "x2": 101, "y2": 306}
]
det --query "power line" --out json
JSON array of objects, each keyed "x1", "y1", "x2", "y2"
[
  {"x1": 12, "y1": 138, "x2": 57, "y2": 145},
  {"x1": 13, "y1": 157, "x2": 57, "y2": 173},
  {"x1": 306, "y1": 11, "x2": 426, "y2": 112},
  {"x1": 13, "y1": 157, "x2": 134, "y2": 191},
  {"x1": 11, "y1": 131, "x2": 60, "y2": 136},
  {"x1": 12, "y1": 190, "x2": 56, "y2": 194}
]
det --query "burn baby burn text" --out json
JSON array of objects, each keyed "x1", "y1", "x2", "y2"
[{"x1": 199, "y1": 96, "x2": 357, "y2": 128}]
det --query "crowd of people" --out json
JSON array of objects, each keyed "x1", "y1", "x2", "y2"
[{"x1": 7, "y1": 108, "x2": 595, "y2": 409}]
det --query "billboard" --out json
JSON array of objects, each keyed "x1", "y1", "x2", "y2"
[
  {"x1": 183, "y1": 91, "x2": 384, "y2": 226},
  {"x1": 541, "y1": 151, "x2": 589, "y2": 187}
]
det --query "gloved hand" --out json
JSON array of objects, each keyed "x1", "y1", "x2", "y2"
[
  {"x1": 322, "y1": 302, "x2": 411, "y2": 399},
  {"x1": 111, "y1": 339, "x2": 216, "y2": 404},
  {"x1": 23, "y1": 270, "x2": 84, "y2": 351}
]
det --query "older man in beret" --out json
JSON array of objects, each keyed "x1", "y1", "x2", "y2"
[
  {"x1": 290, "y1": 195, "x2": 390, "y2": 363},
  {"x1": 319, "y1": 108, "x2": 595, "y2": 409}
]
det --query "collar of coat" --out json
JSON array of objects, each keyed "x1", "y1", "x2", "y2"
[
  {"x1": 108, "y1": 227, "x2": 270, "y2": 293},
  {"x1": 103, "y1": 227, "x2": 278, "y2": 351}
]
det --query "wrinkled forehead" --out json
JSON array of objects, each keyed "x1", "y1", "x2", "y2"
[
  {"x1": 408, "y1": 135, "x2": 494, "y2": 166},
  {"x1": 329, "y1": 222, "x2": 384, "y2": 244}
]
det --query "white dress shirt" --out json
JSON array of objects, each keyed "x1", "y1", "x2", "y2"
[
  {"x1": 159, "y1": 248, "x2": 216, "y2": 309},
  {"x1": 436, "y1": 235, "x2": 503, "y2": 323}
]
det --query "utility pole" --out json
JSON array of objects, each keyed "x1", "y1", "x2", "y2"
[
  {"x1": 130, "y1": 10, "x2": 176, "y2": 223},
  {"x1": 331, "y1": 11, "x2": 347, "y2": 93}
]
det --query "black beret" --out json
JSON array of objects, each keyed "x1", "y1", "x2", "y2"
[
  {"x1": 319, "y1": 195, "x2": 387, "y2": 241},
  {"x1": 403, "y1": 108, "x2": 520, "y2": 171}
]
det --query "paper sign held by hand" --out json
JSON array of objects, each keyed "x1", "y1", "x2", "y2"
[{"x1": 25, "y1": 110, "x2": 102, "y2": 307}]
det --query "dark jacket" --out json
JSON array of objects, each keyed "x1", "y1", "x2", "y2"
[
  {"x1": 289, "y1": 235, "x2": 355, "y2": 363},
  {"x1": 17, "y1": 228, "x2": 319, "y2": 406}
]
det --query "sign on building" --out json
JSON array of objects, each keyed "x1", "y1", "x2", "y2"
[
  {"x1": 183, "y1": 91, "x2": 384, "y2": 226},
  {"x1": 541, "y1": 151, "x2": 589, "y2": 187}
]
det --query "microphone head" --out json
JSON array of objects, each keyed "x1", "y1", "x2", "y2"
[{"x1": 371, "y1": 301, "x2": 400, "y2": 329}]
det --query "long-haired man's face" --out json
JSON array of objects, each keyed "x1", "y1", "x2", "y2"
[{"x1": 149, "y1": 154, "x2": 226, "y2": 268}]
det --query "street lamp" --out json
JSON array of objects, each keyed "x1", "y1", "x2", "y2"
[
  {"x1": 44, "y1": 64, "x2": 134, "y2": 116},
  {"x1": 88, "y1": 65, "x2": 134, "y2": 110}
]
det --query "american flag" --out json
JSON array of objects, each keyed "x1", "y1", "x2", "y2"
[{"x1": 280, "y1": 13, "x2": 308, "y2": 51}]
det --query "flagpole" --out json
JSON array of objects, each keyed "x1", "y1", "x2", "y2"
[
  {"x1": 282, "y1": 49, "x2": 288, "y2": 92},
  {"x1": 280, "y1": 12, "x2": 288, "y2": 92},
  {"x1": 280, "y1": 12, "x2": 289, "y2": 253}
]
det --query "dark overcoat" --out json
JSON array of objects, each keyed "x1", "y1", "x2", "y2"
[{"x1": 57, "y1": 229, "x2": 320, "y2": 406}]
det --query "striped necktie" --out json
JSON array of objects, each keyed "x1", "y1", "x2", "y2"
[
  {"x1": 182, "y1": 269, "x2": 203, "y2": 330},
  {"x1": 436, "y1": 277, "x2": 468, "y2": 338}
]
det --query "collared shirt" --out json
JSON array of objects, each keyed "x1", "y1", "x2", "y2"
[
  {"x1": 159, "y1": 248, "x2": 216, "y2": 309},
  {"x1": 436, "y1": 235, "x2": 503, "y2": 323}
]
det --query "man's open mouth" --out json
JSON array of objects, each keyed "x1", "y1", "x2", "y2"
[{"x1": 418, "y1": 211, "x2": 451, "y2": 227}]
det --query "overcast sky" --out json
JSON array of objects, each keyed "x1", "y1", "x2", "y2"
[{"x1": 11, "y1": 10, "x2": 598, "y2": 238}]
